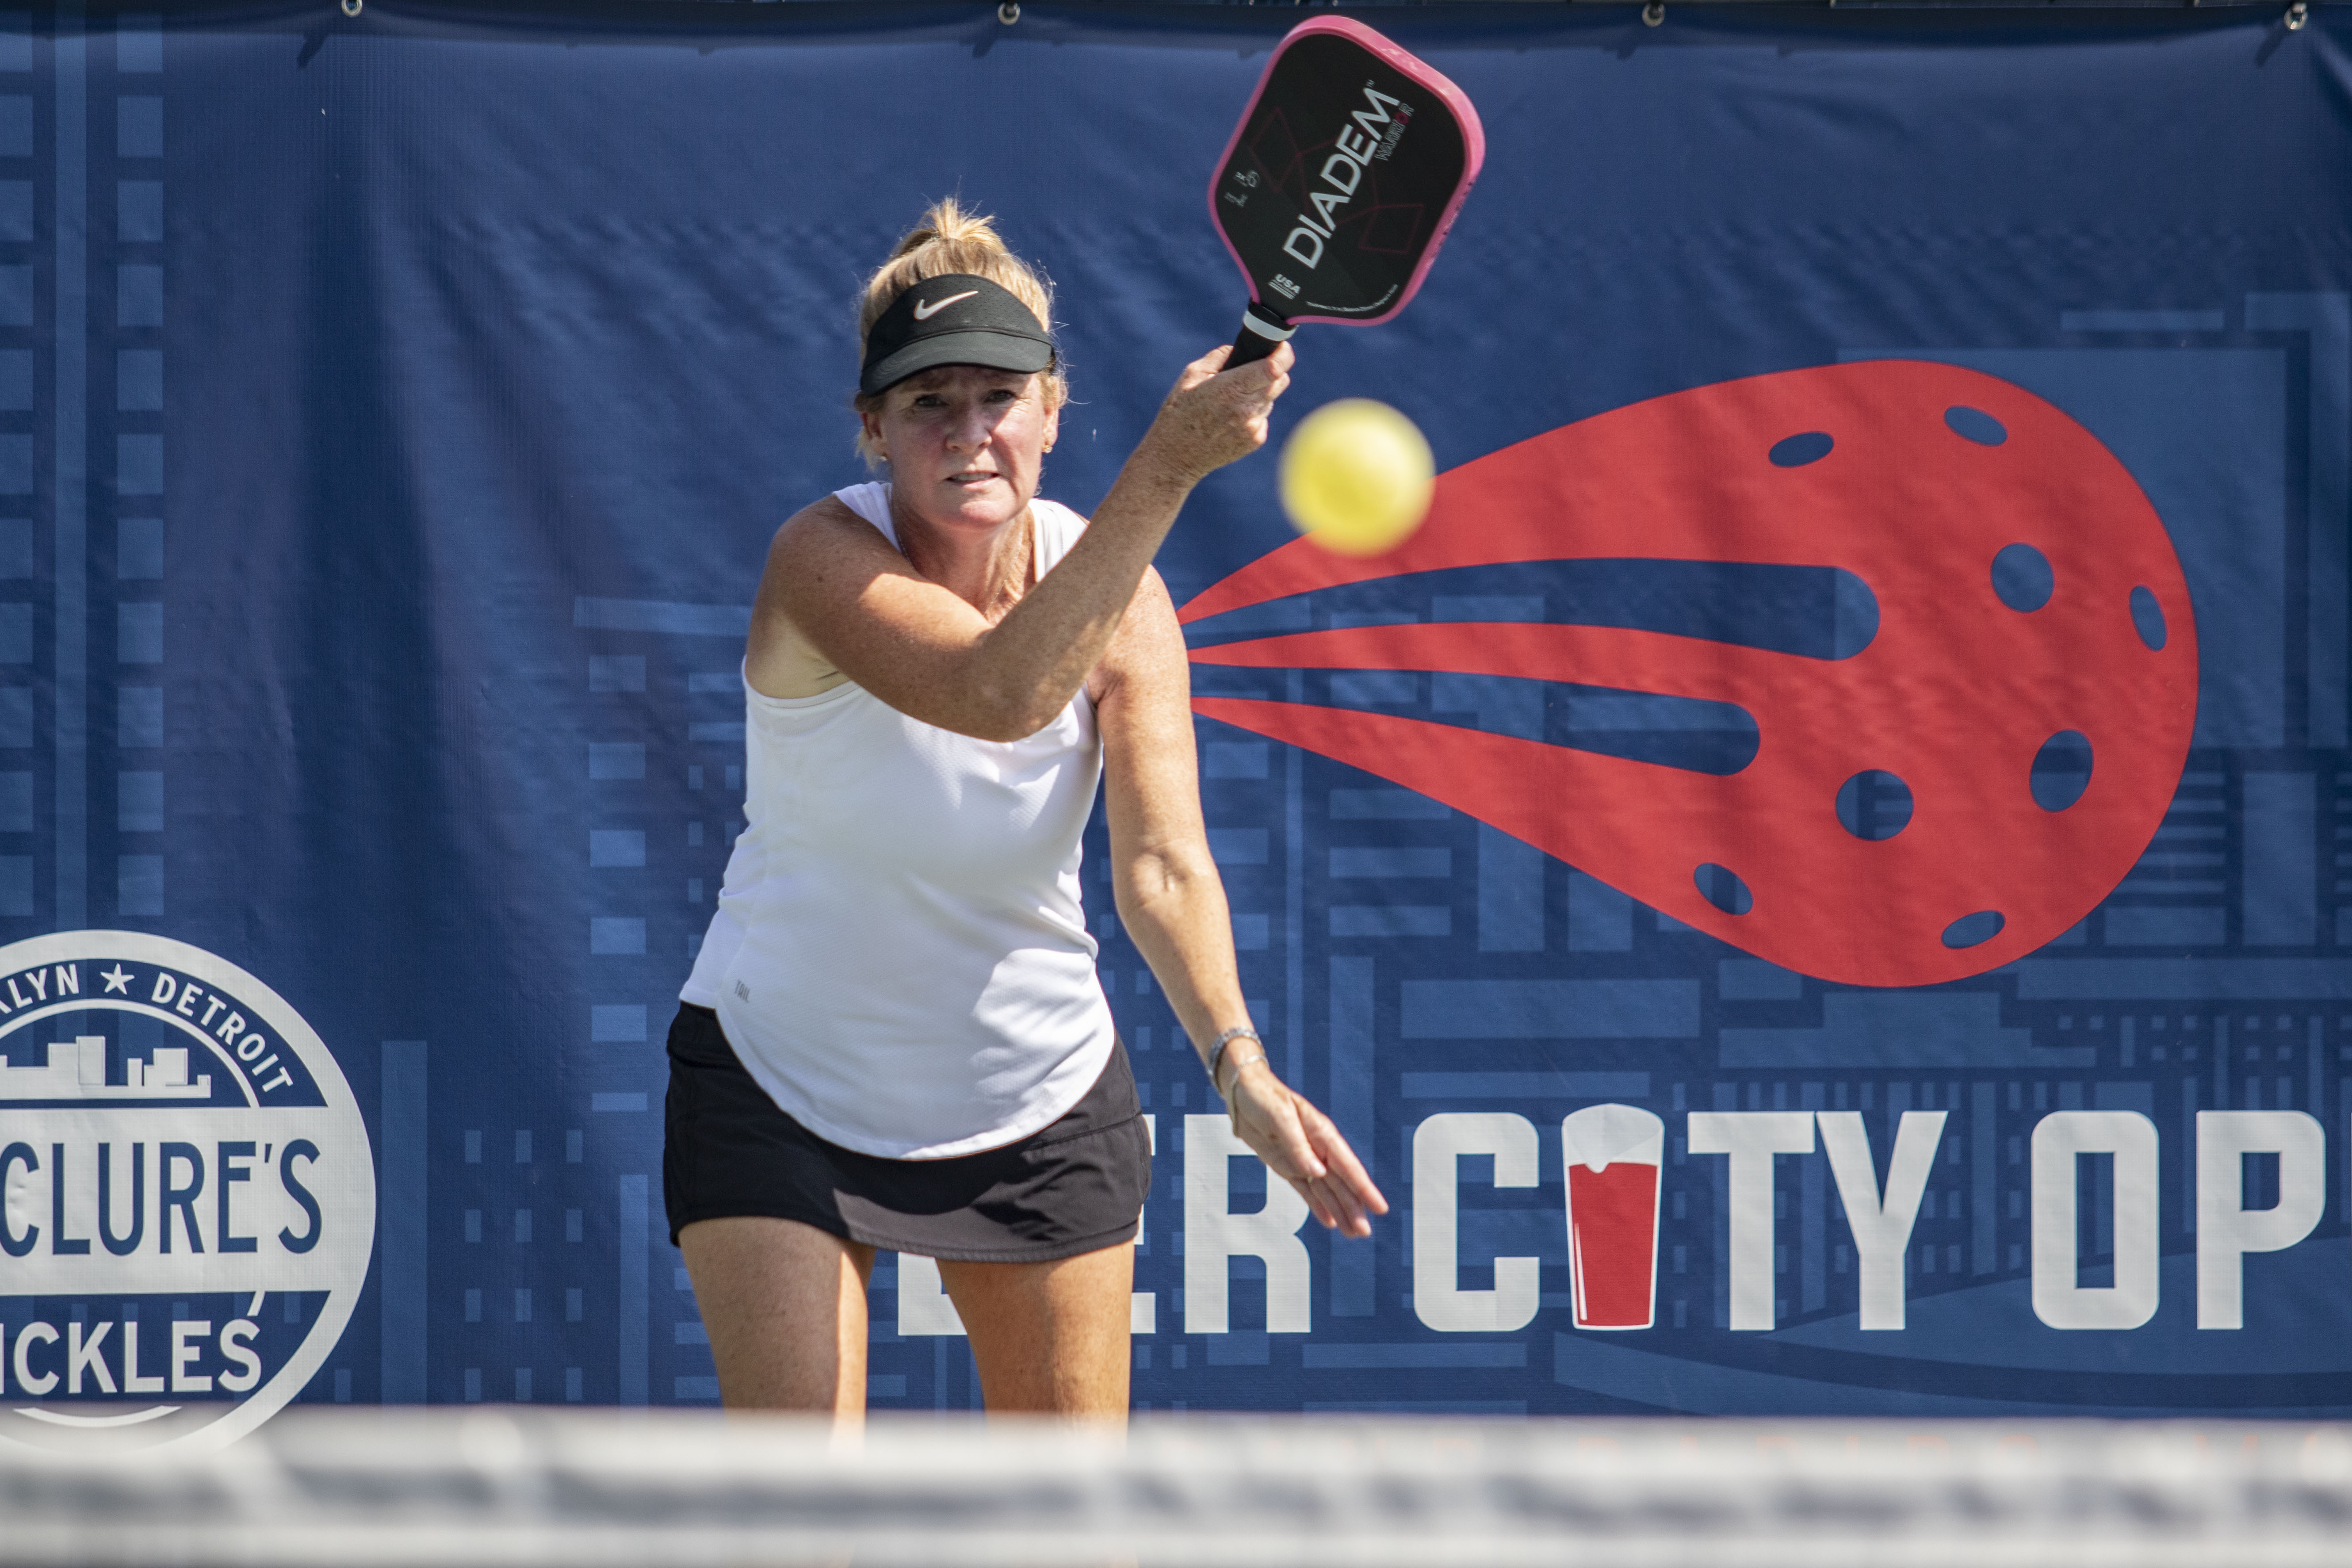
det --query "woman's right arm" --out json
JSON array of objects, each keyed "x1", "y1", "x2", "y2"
[{"x1": 747, "y1": 344, "x2": 1291, "y2": 742}]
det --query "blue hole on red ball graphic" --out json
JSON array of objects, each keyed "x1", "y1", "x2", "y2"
[
  {"x1": 1835, "y1": 769, "x2": 1914, "y2": 841},
  {"x1": 1942, "y1": 910, "x2": 2005, "y2": 949},
  {"x1": 2130, "y1": 585, "x2": 2168, "y2": 651},
  {"x1": 1945, "y1": 405, "x2": 2008, "y2": 446},
  {"x1": 1768, "y1": 431, "x2": 1834, "y2": 468},
  {"x1": 1694, "y1": 862, "x2": 1753, "y2": 916},
  {"x1": 1991, "y1": 543, "x2": 2053, "y2": 613},
  {"x1": 2030, "y1": 730, "x2": 2094, "y2": 812}
]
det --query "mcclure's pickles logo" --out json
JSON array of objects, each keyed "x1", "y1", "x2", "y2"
[{"x1": 0, "y1": 932, "x2": 372, "y2": 1453}]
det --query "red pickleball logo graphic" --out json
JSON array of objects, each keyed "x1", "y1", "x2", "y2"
[{"x1": 1184, "y1": 360, "x2": 2198, "y2": 988}]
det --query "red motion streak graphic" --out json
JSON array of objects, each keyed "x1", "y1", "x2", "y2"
[{"x1": 1182, "y1": 360, "x2": 2198, "y2": 988}]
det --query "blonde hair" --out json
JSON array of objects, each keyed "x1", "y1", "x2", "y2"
[{"x1": 852, "y1": 199, "x2": 1067, "y2": 468}]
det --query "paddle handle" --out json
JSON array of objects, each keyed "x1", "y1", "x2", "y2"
[{"x1": 1228, "y1": 301, "x2": 1294, "y2": 368}]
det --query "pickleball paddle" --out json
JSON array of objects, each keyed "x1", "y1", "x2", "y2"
[
  {"x1": 1179, "y1": 359, "x2": 2199, "y2": 989},
  {"x1": 1209, "y1": 16, "x2": 1485, "y2": 367}
]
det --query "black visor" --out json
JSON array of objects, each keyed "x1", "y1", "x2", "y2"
[{"x1": 858, "y1": 273, "x2": 1057, "y2": 397}]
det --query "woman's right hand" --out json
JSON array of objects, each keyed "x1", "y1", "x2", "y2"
[{"x1": 1135, "y1": 341, "x2": 1295, "y2": 488}]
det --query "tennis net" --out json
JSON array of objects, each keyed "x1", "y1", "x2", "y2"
[{"x1": 1, "y1": 1410, "x2": 2348, "y2": 1566}]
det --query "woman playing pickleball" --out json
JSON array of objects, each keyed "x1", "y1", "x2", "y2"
[{"x1": 664, "y1": 200, "x2": 1387, "y2": 1418}]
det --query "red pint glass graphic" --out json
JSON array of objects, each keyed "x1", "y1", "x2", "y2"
[{"x1": 1562, "y1": 1104, "x2": 1664, "y2": 1331}]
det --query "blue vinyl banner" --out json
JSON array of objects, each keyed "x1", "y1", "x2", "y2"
[{"x1": 0, "y1": 0, "x2": 2347, "y2": 1443}]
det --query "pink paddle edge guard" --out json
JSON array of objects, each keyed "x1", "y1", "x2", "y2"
[{"x1": 1205, "y1": 14, "x2": 1488, "y2": 329}]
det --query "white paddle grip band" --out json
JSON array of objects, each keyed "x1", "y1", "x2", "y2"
[{"x1": 1239, "y1": 310, "x2": 1295, "y2": 343}]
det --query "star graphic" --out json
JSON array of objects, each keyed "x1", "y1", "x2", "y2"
[{"x1": 100, "y1": 964, "x2": 132, "y2": 994}]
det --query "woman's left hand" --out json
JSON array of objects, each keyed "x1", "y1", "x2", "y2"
[{"x1": 1223, "y1": 1058, "x2": 1388, "y2": 1238}]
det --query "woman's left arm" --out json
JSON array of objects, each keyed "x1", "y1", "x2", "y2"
[{"x1": 1094, "y1": 569, "x2": 1388, "y2": 1237}]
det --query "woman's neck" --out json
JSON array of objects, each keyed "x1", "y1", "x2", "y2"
[{"x1": 889, "y1": 491, "x2": 1035, "y2": 621}]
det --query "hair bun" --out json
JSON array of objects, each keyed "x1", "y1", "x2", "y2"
[{"x1": 891, "y1": 197, "x2": 1009, "y2": 262}]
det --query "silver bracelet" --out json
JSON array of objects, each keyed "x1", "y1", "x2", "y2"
[
  {"x1": 1206, "y1": 1025, "x2": 1262, "y2": 1096},
  {"x1": 1216, "y1": 1049, "x2": 1270, "y2": 1118}
]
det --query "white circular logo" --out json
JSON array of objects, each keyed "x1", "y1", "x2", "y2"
[{"x1": 0, "y1": 932, "x2": 374, "y2": 1453}]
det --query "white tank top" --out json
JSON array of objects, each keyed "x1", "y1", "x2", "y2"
[{"x1": 680, "y1": 482, "x2": 1116, "y2": 1159}]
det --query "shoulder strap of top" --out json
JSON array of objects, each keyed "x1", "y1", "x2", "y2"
[
  {"x1": 1030, "y1": 499, "x2": 1087, "y2": 577},
  {"x1": 831, "y1": 482, "x2": 897, "y2": 547},
  {"x1": 833, "y1": 485, "x2": 1085, "y2": 571}
]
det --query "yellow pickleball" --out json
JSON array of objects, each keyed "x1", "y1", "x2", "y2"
[{"x1": 1278, "y1": 398, "x2": 1435, "y2": 557}]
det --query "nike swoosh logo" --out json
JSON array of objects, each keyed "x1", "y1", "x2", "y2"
[{"x1": 912, "y1": 291, "x2": 978, "y2": 321}]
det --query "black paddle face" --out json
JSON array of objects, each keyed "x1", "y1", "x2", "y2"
[{"x1": 1212, "y1": 30, "x2": 1472, "y2": 328}]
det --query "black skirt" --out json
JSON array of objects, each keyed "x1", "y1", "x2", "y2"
[{"x1": 661, "y1": 1003, "x2": 1153, "y2": 1263}]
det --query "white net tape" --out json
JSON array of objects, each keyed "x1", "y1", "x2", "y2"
[{"x1": 1, "y1": 1412, "x2": 2349, "y2": 1567}]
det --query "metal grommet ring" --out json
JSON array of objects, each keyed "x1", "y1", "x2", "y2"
[
  {"x1": 340, "y1": 0, "x2": 362, "y2": 15},
  {"x1": 2285, "y1": 0, "x2": 2308, "y2": 28},
  {"x1": 998, "y1": 0, "x2": 1019, "y2": 23},
  {"x1": 1642, "y1": 0, "x2": 1665, "y2": 25}
]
